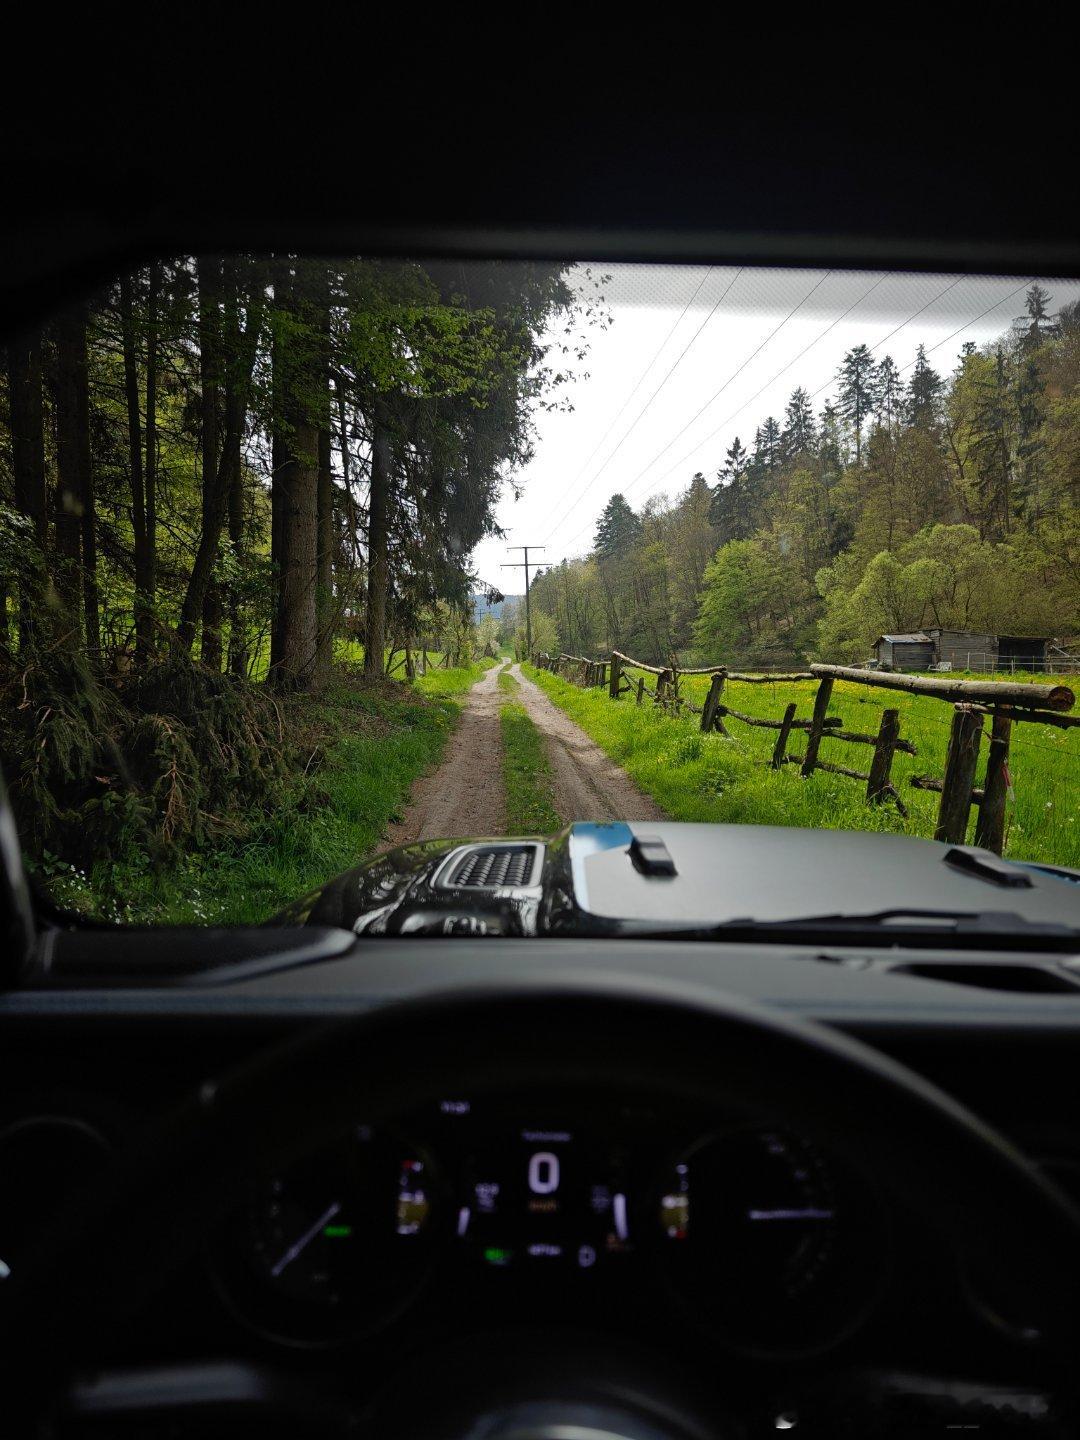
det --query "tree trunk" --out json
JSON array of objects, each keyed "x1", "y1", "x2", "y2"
[
  {"x1": 269, "y1": 260, "x2": 292, "y2": 676},
  {"x1": 271, "y1": 262, "x2": 320, "y2": 690},
  {"x1": 179, "y1": 260, "x2": 262, "y2": 657},
  {"x1": 6, "y1": 331, "x2": 47, "y2": 650},
  {"x1": 275, "y1": 415, "x2": 319, "y2": 687},
  {"x1": 363, "y1": 401, "x2": 391, "y2": 679},
  {"x1": 144, "y1": 262, "x2": 159, "y2": 626},
  {"x1": 189, "y1": 258, "x2": 222, "y2": 658},
  {"x1": 316, "y1": 422, "x2": 334, "y2": 684},
  {"x1": 53, "y1": 312, "x2": 86, "y2": 637},
  {"x1": 77, "y1": 313, "x2": 100, "y2": 657},
  {"x1": 119, "y1": 274, "x2": 152, "y2": 659},
  {"x1": 201, "y1": 585, "x2": 223, "y2": 671},
  {"x1": 315, "y1": 269, "x2": 335, "y2": 687},
  {"x1": 227, "y1": 398, "x2": 247, "y2": 678}
]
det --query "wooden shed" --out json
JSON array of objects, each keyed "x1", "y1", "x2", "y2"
[
  {"x1": 925, "y1": 629, "x2": 998, "y2": 669},
  {"x1": 873, "y1": 633, "x2": 935, "y2": 670}
]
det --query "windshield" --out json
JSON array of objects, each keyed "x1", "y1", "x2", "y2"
[{"x1": 3, "y1": 257, "x2": 1080, "y2": 926}]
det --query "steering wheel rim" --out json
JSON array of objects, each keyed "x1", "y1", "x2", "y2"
[{"x1": 5, "y1": 971, "x2": 1080, "y2": 1420}]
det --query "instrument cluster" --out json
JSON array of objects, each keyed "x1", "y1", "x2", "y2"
[{"x1": 209, "y1": 1092, "x2": 889, "y2": 1355}]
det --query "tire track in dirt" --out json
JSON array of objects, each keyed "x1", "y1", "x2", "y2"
[
  {"x1": 380, "y1": 662, "x2": 509, "y2": 847},
  {"x1": 508, "y1": 664, "x2": 667, "y2": 824}
]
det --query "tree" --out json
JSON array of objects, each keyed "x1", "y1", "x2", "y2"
[
  {"x1": 781, "y1": 388, "x2": 816, "y2": 463},
  {"x1": 1016, "y1": 282, "x2": 1057, "y2": 354},
  {"x1": 709, "y1": 437, "x2": 755, "y2": 543},
  {"x1": 907, "y1": 344, "x2": 944, "y2": 431},
  {"x1": 836, "y1": 344, "x2": 879, "y2": 463},
  {"x1": 54, "y1": 303, "x2": 99, "y2": 653},
  {"x1": 875, "y1": 355, "x2": 905, "y2": 429},
  {"x1": 754, "y1": 416, "x2": 782, "y2": 472},
  {"x1": 6, "y1": 329, "x2": 47, "y2": 647},
  {"x1": 593, "y1": 492, "x2": 642, "y2": 559}
]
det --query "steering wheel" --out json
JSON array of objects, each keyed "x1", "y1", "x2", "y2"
[{"x1": 4, "y1": 973, "x2": 1080, "y2": 1437}]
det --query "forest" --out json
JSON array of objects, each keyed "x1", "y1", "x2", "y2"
[
  {"x1": 521, "y1": 285, "x2": 1080, "y2": 668},
  {"x1": 0, "y1": 255, "x2": 583, "y2": 915}
]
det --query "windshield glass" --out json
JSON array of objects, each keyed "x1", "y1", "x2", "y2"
[{"x1": 3, "y1": 258, "x2": 1080, "y2": 926}]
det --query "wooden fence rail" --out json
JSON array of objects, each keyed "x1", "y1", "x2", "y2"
[{"x1": 530, "y1": 650, "x2": 1078, "y2": 852}]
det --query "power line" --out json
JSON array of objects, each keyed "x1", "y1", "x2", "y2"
[
  {"x1": 614, "y1": 270, "x2": 834, "y2": 503},
  {"x1": 554, "y1": 269, "x2": 840, "y2": 555},
  {"x1": 552, "y1": 274, "x2": 1045, "y2": 561},
  {"x1": 540, "y1": 267, "x2": 713, "y2": 540},
  {"x1": 610, "y1": 272, "x2": 889, "y2": 507},
  {"x1": 896, "y1": 278, "x2": 1034, "y2": 373},
  {"x1": 806, "y1": 274, "x2": 966, "y2": 402},
  {"x1": 541, "y1": 267, "x2": 744, "y2": 547}
]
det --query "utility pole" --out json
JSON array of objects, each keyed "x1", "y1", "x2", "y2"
[{"x1": 502, "y1": 545, "x2": 545, "y2": 659}]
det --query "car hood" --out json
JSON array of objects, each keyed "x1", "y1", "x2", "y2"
[{"x1": 273, "y1": 822, "x2": 1080, "y2": 940}]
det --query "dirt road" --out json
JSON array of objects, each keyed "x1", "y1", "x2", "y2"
[{"x1": 382, "y1": 662, "x2": 665, "y2": 846}]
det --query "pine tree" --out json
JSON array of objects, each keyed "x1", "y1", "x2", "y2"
[
  {"x1": 908, "y1": 345, "x2": 944, "y2": 430},
  {"x1": 1016, "y1": 283, "x2": 1057, "y2": 354},
  {"x1": 970, "y1": 347, "x2": 1016, "y2": 539},
  {"x1": 781, "y1": 389, "x2": 816, "y2": 463},
  {"x1": 593, "y1": 493, "x2": 642, "y2": 559},
  {"x1": 875, "y1": 355, "x2": 905, "y2": 429},
  {"x1": 709, "y1": 437, "x2": 755, "y2": 542},
  {"x1": 836, "y1": 344, "x2": 879, "y2": 463},
  {"x1": 754, "y1": 416, "x2": 782, "y2": 472}
]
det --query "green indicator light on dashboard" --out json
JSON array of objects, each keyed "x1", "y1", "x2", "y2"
[
  {"x1": 323, "y1": 1224, "x2": 352, "y2": 1238},
  {"x1": 483, "y1": 1246, "x2": 512, "y2": 1265}
]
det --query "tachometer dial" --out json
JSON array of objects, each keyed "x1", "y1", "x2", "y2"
[
  {"x1": 214, "y1": 1127, "x2": 438, "y2": 1345},
  {"x1": 657, "y1": 1128, "x2": 884, "y2": 1355}
]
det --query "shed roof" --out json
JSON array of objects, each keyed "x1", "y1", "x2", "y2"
[{"x1": 876, "y1": 633, "x2": 931, "y2": 645}]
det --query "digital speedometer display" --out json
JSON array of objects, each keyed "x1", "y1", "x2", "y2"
[{"x1": 454, "y1": 1115, "x2": 634, "y2": 1271}]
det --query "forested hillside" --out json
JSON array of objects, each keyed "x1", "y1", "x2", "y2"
[
  {"x1": 524, "y1": 286, "x2": 1080, "y2": 667},
  {"x1": 0, "y1": 255, "x2": 580, "y2": 909}
]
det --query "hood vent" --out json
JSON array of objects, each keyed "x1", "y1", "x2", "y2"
[{"x1": 439, "y1": 843, "x2": 543, "y2": 890}]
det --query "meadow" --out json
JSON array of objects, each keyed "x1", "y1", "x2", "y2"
[{"x1": 523, "y1": 663, "x2": 1080, "y2": 870}]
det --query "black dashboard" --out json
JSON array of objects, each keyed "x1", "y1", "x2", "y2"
[
  {"x1": 5, "y1": 934, "x2": 1080, "y2": 1434},
  {"x1": 2, "y1": 944, "x2": 1080, "y2": 1370}
]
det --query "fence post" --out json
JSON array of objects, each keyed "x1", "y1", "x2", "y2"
[
  {"x1": 801, "y1": 677, "x2": 835, "y2": 777},
  {"x1": 866, "y1": 708, "x2": 900, "y2": 804},
  {"x1": 700, "y1": 673, "x2": 725, "y2": 733},
  {"x1": 934, "y1": 705, "x2": 984, "y2": 844},
  {"x1": 772, "y1": 702, "x2": 798, "y2": 768},
  {"x1": 974, "y1": 713, "x2": 1012, "y2": 855},
  {"x1": 636, "y1": 676, "x2": 644, "y2": 706},
  {"x1": 609, "y1": 652, "x2": 622, "y2": 700}
]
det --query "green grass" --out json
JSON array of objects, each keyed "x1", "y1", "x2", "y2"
[
  {"x1": 43, "y1": 660, "x2": 489, "y2": 925},
  {"x1": 522, "y1": 664, "x2": 1080, "y2": 869},
  {"x1": 499, "y1": 670, "x2": 561, "y2": 835}
]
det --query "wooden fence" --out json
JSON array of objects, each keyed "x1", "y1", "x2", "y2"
[{"x1": 533, "y1": 651, "x2": 1078, "y2": 855}]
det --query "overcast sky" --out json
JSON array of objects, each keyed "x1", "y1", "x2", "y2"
[{"x1": 472, "y1": 264, "x2": 1080, "y2": 594}]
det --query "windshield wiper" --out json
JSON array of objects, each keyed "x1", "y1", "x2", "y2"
[{"x1": 624, "y1": 909, "x2": 1080, "y2": 951}]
